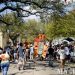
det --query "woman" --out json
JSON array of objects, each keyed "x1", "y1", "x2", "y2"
[
  {"x1": 58, "y1": 45, "x2": 66, "y2": 74},
  {"x1": 0, "y1": 50, "x2": 10, "y2": 75}
]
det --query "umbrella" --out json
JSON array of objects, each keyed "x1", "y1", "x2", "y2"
[{"x1": 65, "y1": 37, "x2": 74, "y2": 42}]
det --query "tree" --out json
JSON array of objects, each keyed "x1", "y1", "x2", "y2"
[
  {"x1": 0, "y1": 12, "x2": 46, "y2": 43},
  {"x1": 0, "y1": 12, "x2": 25, "y2": 43},
  {"x1": 58, "y1": 10, "x2": 75, "y2": 37},
  {"x1": 22, "y1": 20, "x2": 45, "y2": 42},
  {"x1": 0, "y1": 0, "x2": 65, "y2": 25},
  {"x1": 45, "y1": 10, "x2": 75, "y2": 39}
]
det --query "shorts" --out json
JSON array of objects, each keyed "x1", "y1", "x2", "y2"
[{"x1": 66, "y1": 55, "x2": 70, "y2": 60}]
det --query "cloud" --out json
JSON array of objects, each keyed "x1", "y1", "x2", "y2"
[
  {"x1": 22, "y1": 6, "x2": 40, "y2": 22},
  {"x1": 23, "y1": 15, "x2": 40, "y2": 22}
]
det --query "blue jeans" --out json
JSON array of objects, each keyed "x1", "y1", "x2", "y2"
[
  {"x1": 0, "y1": 60, "x2": 1, "y2": 72},
  {"x1": 1, "y1": 61, "x2": 10, "y2": 75}
]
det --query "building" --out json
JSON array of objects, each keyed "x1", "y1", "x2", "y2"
[
  {"x1": 0, "y1": 32, "x2": 3, "y2": 48},
  {"x1": 0, "y1": 31, "x2": 8, "y2": 48}
]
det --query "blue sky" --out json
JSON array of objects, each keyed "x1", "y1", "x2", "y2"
[
  {"x1": 0, "y1": 3, "x2": 12, "y2": 15},
  {"x1": 0, "y1": 3, "x2": 5, "y2": 7},
  {"x1": 0, "y1": 2, "x2": 16, "y2": 15}
]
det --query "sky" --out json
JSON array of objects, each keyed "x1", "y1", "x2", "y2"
[
  {"x1": 22, "y1": 6, "x2": 40, "y2": 22},
  {"x1": 0, "y1": 3, "x2": 12, "y2": 15}
]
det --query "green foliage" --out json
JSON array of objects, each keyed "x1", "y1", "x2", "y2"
[
  {"x1": 23, "y1": 20, "x2": 45, "y2": 42},
  {"x1": 1, "y1": 9, "x2": 75, "y2": 43},
  {"x1": 0, "y1": 13, "x2": 45, "y2": 42},
  {"x1": 0, "y1": 12, "x2": 25, "y2": 42},
  {"x1": 59, "y1": 11, "x2": 75, "y2": 37},
  {"x1": 44, "y1": 10, "x2": 75, "y2": 40}
]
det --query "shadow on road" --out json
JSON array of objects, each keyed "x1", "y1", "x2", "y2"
[{"x1": 8, "y1": 67, "x2": 36, "y2": 75}]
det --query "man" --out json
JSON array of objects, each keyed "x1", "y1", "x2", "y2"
[
  {"x1": 48, "y1": 45, "x2": 54, "y2": 67},
  {"x1": 17, "y1": 43, "x2": 25, "y2": 70}
]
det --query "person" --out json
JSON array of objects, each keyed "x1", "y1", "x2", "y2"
[
  {"x1": 30, "y1": 44, "x2": 34, "y2": 60},
  {"x1": 58, "y1": 45, "x2": 66, "y2": 74},
  {"x1": 56, "y1": 45, "x2": 61, "y2": 61},
  {"x1": 0, "y1": 50, "x2": 10, "y2": 75},
  {"x1": 64, "y1": 45, "x2": 70, "y2": 62},
  {"x1": 13, "y1": 44, "x2": 18, "y2": 63},
  {"x1": 0, "y1": 47, "x2": 3, "y2": 72},
  {"x1": 17, "y1": 43, "x2": 25, "y2": 70},
  {"x1": 48, "y1": 45, "x2": 54, "y2": 58},
  {"x1": 24, "y1": 40, "x2": 29, "y2": 61},
  {"x1": 5, "y1": 46, "x2": 11, "y2": 55},
  {"x1": 48, "y1": 45, "x2": 54, "y2": 67}
]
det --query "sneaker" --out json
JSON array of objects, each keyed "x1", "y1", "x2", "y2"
[
  {"x1": 23, "y1": 68, "x2": 26, "y2": 70},
  {"x1": 58, "y1": 69, "x2": 60, "y2": 74},
  {"x1": 23, "y1": 66, "x2": 26, "y2": 70},
  {"x1": 60, "y1": 69, "x2": 64, "y2": 74}
]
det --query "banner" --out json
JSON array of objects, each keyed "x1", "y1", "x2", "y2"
[
  {"x1": 38, "y1": 42, "x2": 44, "y2": 55},
  {"x1": 34, "y1": 33, "x2": 46, "y2": 57},
  {"x1": 42, "y1": 44, "x2": 48, "y2": 58},
  {"x1": 34, "y1": 42, "x2": 38, "y2": 57}
]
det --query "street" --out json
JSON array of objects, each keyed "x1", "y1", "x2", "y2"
[
  {"x1": 0, "y1": 61, "x2": 75, "y2": 75},
  {"x1": 0, "y1": 61, "x2": 60, "y2": 75}
]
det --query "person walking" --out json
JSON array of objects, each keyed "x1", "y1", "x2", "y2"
[
  {"x1": 48, "y1": 45, "x2": 54, "y2": 67},
  {"x1": 0, "y1": 50, "x2": 10, "y2": 75},
  {"x1": 13, "y1": 44, "x2": 18, "y2": 63},
  {"x1": 30, "y1": 44, "x2": 34, "y2": 60},
  {"x1": 58, "y1": 45, "x2": 66, "y2": 74},
  {"x1": 17, "y1": 43, "x2": 25, "y2": 70}
]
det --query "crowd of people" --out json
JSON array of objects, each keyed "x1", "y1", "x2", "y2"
[{"x1": 0, "y1": 39, "x2": 75, "y2": 75}]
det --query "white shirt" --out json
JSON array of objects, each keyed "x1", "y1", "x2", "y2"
[
  {"x1": 58, "y1": 49, "x2": 65, "y2": 59},
  {"x1": 64, "y1": 47, "x2": 70, "y2": 55},
  {"x1": 30, "y1": 46, "x2": 34, "y2": 54}
]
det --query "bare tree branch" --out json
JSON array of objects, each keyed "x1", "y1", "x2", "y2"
[
  {"x1": 0, "y1": 0, "x2": 64, "y2": 24},
  {"x1": 0, "y1": 0, "x2": 32, "y2": 3},
  {"x1": 0, "y1": 19, "x2": 12, "y2": 25},
  {"x1": 0, "y1": 6, "x2": 43, "y2": 15},
  {"x1": 0, "y1": 0, "x2": 52, "y2": 9},
  {"x1": 0, "y1": 0, "x2": 62, "y2": 15}
]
